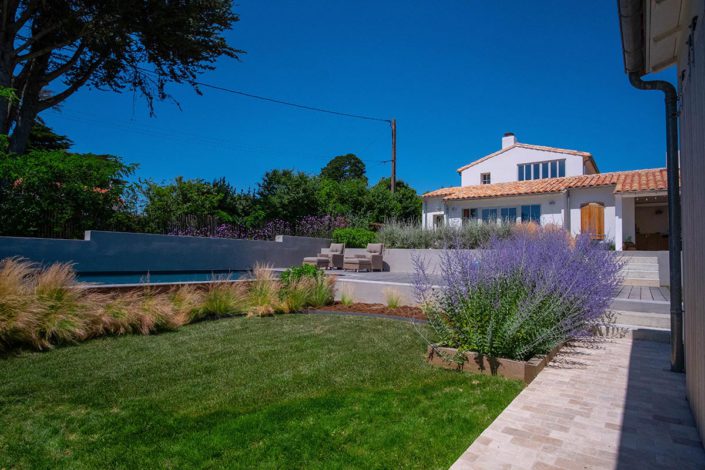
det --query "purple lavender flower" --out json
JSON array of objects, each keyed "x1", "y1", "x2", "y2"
[{"x1": 414, "y1": 226, "x2": 623, "y2": 361}]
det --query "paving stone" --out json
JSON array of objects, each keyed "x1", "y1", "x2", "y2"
[{"x1": 450, "y1": 338, "x2": 705, "y2": 469}]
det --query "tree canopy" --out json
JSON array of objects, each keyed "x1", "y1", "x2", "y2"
[
  {"x1": 0, "y1": 0, "x2": 241, "y2": 153},
  {"x1": 320, "y1": 153, "x2": 366, "y2": 183}
]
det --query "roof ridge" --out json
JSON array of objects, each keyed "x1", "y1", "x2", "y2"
[{"x1": 456, "y1": 142, "x2": 596, "y2": 174}]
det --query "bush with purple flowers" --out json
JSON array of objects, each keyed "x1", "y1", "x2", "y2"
[
  {"x1": 414, "y1": 226, "x2": 623, "y2": 361},
  {"x1": 167, "y1": 215, "x2": 349, "y2": 241}
]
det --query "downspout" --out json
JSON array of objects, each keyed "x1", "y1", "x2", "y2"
[{"x1": 628, "y1": 72, "x2": 684, "y2": 373}]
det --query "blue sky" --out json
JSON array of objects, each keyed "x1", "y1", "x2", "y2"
[{"x1": 44, "y1": 1, "x2": 676, "y2": 193}]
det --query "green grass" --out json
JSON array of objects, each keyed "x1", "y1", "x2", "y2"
[{"x1": 0, "y1": 315, "x2": 522, "y2": 469}]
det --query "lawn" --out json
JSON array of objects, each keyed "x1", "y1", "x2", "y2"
[{"x1": 0, "y1": 314, "x2": 522, "y2": 469}]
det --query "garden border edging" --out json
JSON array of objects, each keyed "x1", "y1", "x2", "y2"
[{"x1": 426, "y1": 343, "x2": 564, "y2": 384}]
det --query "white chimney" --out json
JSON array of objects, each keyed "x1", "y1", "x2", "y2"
[{"x1": 502, "y1": 132, "x2": 517, "y2": 149}]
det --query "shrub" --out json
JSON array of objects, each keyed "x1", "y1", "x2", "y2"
[
  {"x1": 333, "y1": 227, "x2": 376, "y2": 248},
  {"x1": 414, "y1": 227, "x2": 622, "y2": 361},
  {"x1": 279, "y1": 264, "x2": 322, "y2": 287},
  {"x1": 378, "y1": 219, "x2": 512, "y2": 249},
  {"x1": 279, "y1": 264, "x2": 335, "y2": 310}
]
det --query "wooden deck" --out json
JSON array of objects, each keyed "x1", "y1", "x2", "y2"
[{"x1": 615, "y1": 285, "x2": 670, "y2": 302}]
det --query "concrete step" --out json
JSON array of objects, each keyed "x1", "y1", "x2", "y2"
[
  {"x1": 594, "y1": 324, "x2": 670, "y2": 343},
  {"x1": 620, "y1": 257, "x2": 659, "y2": 265},
  {"x1": 612, "y1": 310, "x2": 670, "y2": 329},
  {"x1": 610, "y1": 297, "x2": 669, "y2": 314},
  {"x1": 621, "y1": 265, "x2": 660, "y2": 273},
  {"x1": 622, "y1": 278, "x2": 661, "y2": 287}
]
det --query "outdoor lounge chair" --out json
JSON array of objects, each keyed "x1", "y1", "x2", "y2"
[
  {"x1": 352, "y1": 243, "x2": 384, "y2": 272},
  {"x1": 316, "y1": 242, "x2": 345, "y2": 269}
]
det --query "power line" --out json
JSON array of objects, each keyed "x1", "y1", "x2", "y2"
[{"x1": 135, "y1": 67, "x2": 392, "y2": 124}]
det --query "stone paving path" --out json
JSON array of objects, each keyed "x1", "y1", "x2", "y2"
[{"x1": 451, "y1": 338, "x2": 705, "y2": 470}]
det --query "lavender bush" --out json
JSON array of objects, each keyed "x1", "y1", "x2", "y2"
[
  {"x1": 168, "y1": 215, "x2": 348, "y2": 240},
  {"x1": 414, "y1": 226, "x2": 623, "y2": 361}
]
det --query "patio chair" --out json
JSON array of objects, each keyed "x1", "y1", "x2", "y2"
[
  {"x1": 353, "y1": 243, "x2": 384, "y2": 272},
  {"x1": 317, "y1": 242, "x2": 345, "y2": 269}
]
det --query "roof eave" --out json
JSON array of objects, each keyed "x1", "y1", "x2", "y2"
[{"x1": 617, "y1": 0, "x2": 648, "y2": 76}]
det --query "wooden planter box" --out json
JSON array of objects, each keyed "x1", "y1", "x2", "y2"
[{"x1": 426, "y1": 343, "x2": 563, "y2": 384}]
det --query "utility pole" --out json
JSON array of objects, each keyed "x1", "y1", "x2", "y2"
[{"x1": 390, "y1": 118, "x2": 397, "y2": 193}]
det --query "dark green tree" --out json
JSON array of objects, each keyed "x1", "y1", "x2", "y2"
[
  {"x1": 27, "y1": 120, "x2": 73, "y2": 151},
  {"x1": 365, "y1": 178, "x2": 422, "y2": 223},
  {"x1": 140, "y1": 177, "x2": 224, "y2": 233},
  {"x1": 0, "y1": 1, "x2": 242, "y2": 154},
  {"x1": 320, "y1": 154, "x2": 367, "y2": 183},
  {"x1": 257, "y1": 169, "x2": 319, "y2": 223},
  {"x1": 316, "y1": 177, "x2": 369, "y2": 217},
  {"x1": 0, "y1": 149, "x2": 136, "y2": 238}
]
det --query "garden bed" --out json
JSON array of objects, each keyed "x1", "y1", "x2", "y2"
[
  {"x1": 314, "y1": 302, "x2": 425, "y2": 320},
  {"x1": 426, "y1": 342, "x2": 564, "y2": 384}
]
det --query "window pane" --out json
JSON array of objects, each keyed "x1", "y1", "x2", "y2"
[
  {"x1": 550, "y1": 160, "x2": 558, "y2": 178},
  {"x1": 531, "y1": 205, "x2": 541, "y2": 222},
  {"x1": 532, "y1": 163, "x2": 541, "y2": 180},
  {"x1": 558, "y1": 160, "x2": 566, "y2": 177},
  {"x1": 542, "y1": 162, "x2": 549, "y2": 179},
  {"x1": 521, "y1": 205, "x2": 531, "y2": 222},
  {"x1": 470, "y1": 208, "x2": 478, "y2": 219},
  {"x1": 482, "y1": 209, "x2": 497, "y2": 223},
  {"x1": 501, "y1": 208, "x2": 517, "y2": 224},
  {"x1": 518, "y1": 165, "x2": 524, "y2": 181}
]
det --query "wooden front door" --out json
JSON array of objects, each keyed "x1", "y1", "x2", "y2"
[{"x1": 581, "y1": 203, "x2": 605, "y2": 240}]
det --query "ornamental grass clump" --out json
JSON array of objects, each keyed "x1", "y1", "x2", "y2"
[
  {"x1": 279, "y1": 264, "x2": 336, "y2": 311},
  {"x1": 414, "y1": 226, "x2": 622, "y2": 361}
]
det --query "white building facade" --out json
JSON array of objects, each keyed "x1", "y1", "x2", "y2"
[{"x1": 422, "y1": 134, "x2": 669, "y2": 251}]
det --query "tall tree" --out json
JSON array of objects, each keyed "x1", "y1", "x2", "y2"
[
  {"x1": 257, "y1": 169, "x2": 319, "y2": 223},
  {"x1": 320, "y1": 153, "x2": 366, "y2": 183},
  {"x1": 0, "y1": 1, "x2": 241, "y2": 153}
]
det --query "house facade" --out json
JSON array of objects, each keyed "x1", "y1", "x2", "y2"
[{"x1": 422, "y1": 133, "x2": 669, "y2": 251}]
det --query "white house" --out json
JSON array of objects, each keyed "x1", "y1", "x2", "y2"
[{"x1": 422, "y1": 133, "x2": 669, "y2": 251}]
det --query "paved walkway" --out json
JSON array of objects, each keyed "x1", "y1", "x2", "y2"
[{"x1": 451, "y1": 338, "x2": 705, "y2": 470}]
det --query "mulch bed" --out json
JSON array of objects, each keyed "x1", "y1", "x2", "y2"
[{"x1": 315, "y1": 302, "x2": 426, "y2": 320}]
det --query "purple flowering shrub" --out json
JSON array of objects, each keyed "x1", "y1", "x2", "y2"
[
  {"x1": 414, "y1": 226, "x2": 623, "y2": 361},
  {"x1": 168, "y1": 215, "x2": 348, "y2": 240}
]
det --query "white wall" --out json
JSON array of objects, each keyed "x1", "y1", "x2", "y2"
[
  {"x1": 615, "y1": 195, "x2": 636, "y2": 250},
  {"x1": 568, "y1": 187, "x2": 616, "y2": 242},
  {"x1": 460, "y1": 147, "x2": 585, "y2": 186},
  {"x1": 444, "y1": 193, "x2": 567, "y2": 228},
  {"x1": 422, "y1": 197, "x2": 445, "y2": 228}
]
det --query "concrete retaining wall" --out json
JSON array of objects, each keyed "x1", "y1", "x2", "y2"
[
  {"x1": 343, "y1": 248, "x2": 451, "y2": 273},
  {"x1": 0, "y1": 231, "x2": 330, "y2": 273}
]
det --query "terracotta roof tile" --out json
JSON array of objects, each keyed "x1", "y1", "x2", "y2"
[
  {"x1": 424, "y1": 168, "x2": 668, "y2": 201},
  {"x1": 456, "y1": 143, "x2": 596, "y2": 173}
]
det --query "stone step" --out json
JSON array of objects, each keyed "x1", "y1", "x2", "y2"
[
  {"x1": 612, "y1": 310, "x2": 670, "y2": 329},
  {"x1": 621, "y1": 265, "x2": 660, "y2": 273},
  {"x1": 622, "y1": 278, "x2": 661, "y2": 287},
  {"x1": 610, "y1": 297, "x2": 669, "y2": 314},
  {"x1": 622, "y1": 270, "x2": 659, "y2": 278},
  {"x1": 620, "y1": 257, "x2": 660, "y2": 265},
  {"x1": 593, "y1": 324, "x2": 670, "y2": 343}
]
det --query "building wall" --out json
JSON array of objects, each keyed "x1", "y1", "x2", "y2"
[
  {"x1": 422, "y1": 197, "x2": 445, "y2": 228},
  {"x1": 678, "y1": 0, "x2": 705, "y2": 446},
  {"x1": 460, "y1": 147, "x2": 585, "y2": 186},
  {"x1": 567, "y1": 186, "x2": 617, "y2": 243},
  {"x1": 445, "y1": 193, "x2": 567, "y2": 227}
]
